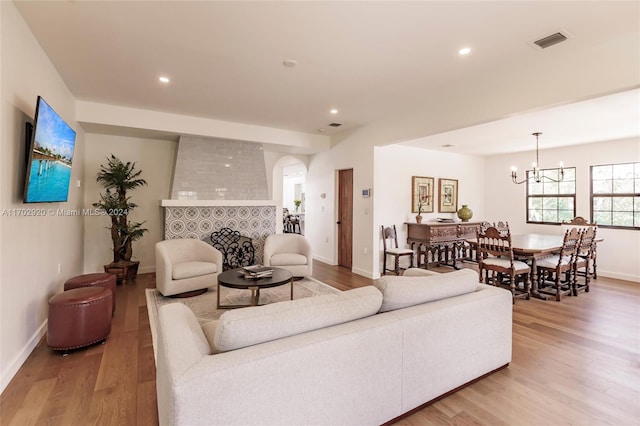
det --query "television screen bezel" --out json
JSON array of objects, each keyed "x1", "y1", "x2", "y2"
[{"x1": 23, "y1": 96, "x2": 76, "y2": 204}]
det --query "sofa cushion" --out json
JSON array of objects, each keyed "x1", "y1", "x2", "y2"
[
  {"x1": 402, "y1": 268, "x2": 441, "y2": 277},
  {"x1": 213, "y1": 286, "x2": 382, "y2": 353},
  {"x1": 269, "y1": 253, "x2": 308, "y2": 266},
  {"x1": 172, "y1": 261, "x2": 218, "y2": 280},
  {"x1": 374, "y1": 269, "x2": 479, "y2": 312},
  {"x1": 201, "y1": 319, "x2": 219, "y2": 352}
]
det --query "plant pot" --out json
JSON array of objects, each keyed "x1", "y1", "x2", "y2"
[
  {"x1": 457, "y1": 205, "x2": 473, "y2": 222},
  {"x1": 416, "y1": 215, "x2": 423, "y2": 224},
  {"x1": 104, "y1": 260, "x2": 140, "y2": 285}
]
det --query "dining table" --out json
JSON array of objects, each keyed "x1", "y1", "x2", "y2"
[{"x1": 467, "y1": 233, "x2": 584, "y2": 300}]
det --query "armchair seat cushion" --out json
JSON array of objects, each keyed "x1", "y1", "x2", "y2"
[
  {"x1": 172, "y1": 261, "x2": 219, "y2": 280},
  {"x1": 270, "y1": 253, "x2": 308, "y2": 266}
]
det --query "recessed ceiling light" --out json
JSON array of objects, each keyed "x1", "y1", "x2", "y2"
[
  {"x1": 330, "y1": 108, "x2": 338, "y2": 115},
  {"x1": 282, "y1": 59, "x2": 298, "y2": 68},
  {"x1": 159, "y1": 76, "x2": 170, "y2": 83},
  {"x1": 458, "y1": 47, "x2": 471, "y2": 55},
  {"x1": 318, "y1": 128, "x2": 325, "y2": 132}
]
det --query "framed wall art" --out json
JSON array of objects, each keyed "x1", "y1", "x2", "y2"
[
  {"x1": 438, "y1": 178, "x2": 458, "y2": 213},
  {"x1": 411, "y1": 176, "x2": 434, "y2": 213}
]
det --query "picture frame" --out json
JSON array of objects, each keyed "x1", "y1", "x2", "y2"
[
  {"x1": 438, "y1": 178, "x2": 458, "y2": 213},
  {"x1": 411, "y1": 176, "x2": 434, "y2": 213}
]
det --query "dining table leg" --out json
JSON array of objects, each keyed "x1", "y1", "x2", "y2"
[{"x1": 529, "y1": 255, "x2": 549, "y2": 300}]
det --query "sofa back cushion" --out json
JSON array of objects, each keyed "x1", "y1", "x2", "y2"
[
  {"x1": 374, "y1": 269, "x2": 479, "y2": 312},
  {"x1": 213, "y1": 286, "x2": 382, "y2": 353}
]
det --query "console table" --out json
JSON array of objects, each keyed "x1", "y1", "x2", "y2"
[{"x1": 405, "y1": 222, "x2": 481, "y2": 269}]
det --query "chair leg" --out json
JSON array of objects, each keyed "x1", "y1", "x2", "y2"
[
  {"x1": 394, "y1": 255, "x2": 400, "y2": 275},
  {"x1": 555, "y1": 273, "x2": 562, "y2": 302},
  {"x1": 383, "y1": 254, "x2": 387, "y2": 276}
]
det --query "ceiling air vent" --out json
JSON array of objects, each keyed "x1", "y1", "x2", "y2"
[
  {"x1": 329, "y1": 122, "x2": 342, "y2": 127},
  {"x1": 533, "y1": 32, "x2": 568, "y2": 49}
]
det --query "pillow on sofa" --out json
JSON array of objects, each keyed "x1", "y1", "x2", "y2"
[
  {"x1": 374, "y1": 268, "x2": 479, "y2": 312},
  {"x1": 213, "y1": 286, "x2": 382, "y2": 353}
]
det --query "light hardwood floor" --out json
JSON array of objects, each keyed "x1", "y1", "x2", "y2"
[{"x1": 1, "y1": 260, "x2": 638, "y2": 425}]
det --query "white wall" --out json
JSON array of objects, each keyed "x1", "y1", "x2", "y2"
[
  {"x1": 306, "y1": 133, "x2": 485, "y2": 279},
  {"x1": 0, "y1": 2, "x2": 85, "y2": 392},
  {"x1": 373, "y1": 145, "x2": 485, "y2": 276},
  {"x1": 306, "y1": 134, "x2": 375, "y2": 277},
  {"x1": 83, "y1": 134, "x2": 177, "y2": 274},
  {"x1": 485, "y1": 137, "x2": 640, "y2": 282}
]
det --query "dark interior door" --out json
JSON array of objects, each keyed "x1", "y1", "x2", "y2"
[{"x1": 337, "y1": 168, "x2": 353, "y2": 269}]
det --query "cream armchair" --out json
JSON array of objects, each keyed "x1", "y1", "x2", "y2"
[
  {"x1": 155, "y1": 239, "x2": 223, "y2": 297},
  {"x1": 263, "y1": 234, "x2": 312, "y2": 278}
]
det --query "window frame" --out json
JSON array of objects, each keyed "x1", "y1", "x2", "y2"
[
  {"x1": 590, "y1": 162, "x2": 640, "y2": 230},
  {"x1": 526, "y1": 166, "x2": 577, "y2": 225}
]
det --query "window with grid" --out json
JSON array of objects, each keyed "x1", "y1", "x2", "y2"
[
  {"x1": 526, "y1": 167, "x2": 576, "y2": 224},
  {"x1": 591, "y1": 162, "x2": 640, "y2": 229}
]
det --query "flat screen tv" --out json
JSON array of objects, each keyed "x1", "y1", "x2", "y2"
[{"x1": 23, "y1": 96, "x2": 76, "y2": 203}]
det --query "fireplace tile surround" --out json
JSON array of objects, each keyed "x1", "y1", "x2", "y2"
[{"x1": 161, "y1": 200, "x2": 279, "y2": 264}]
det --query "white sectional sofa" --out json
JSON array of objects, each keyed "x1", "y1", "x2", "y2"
[{"x1": 156, "y1": 269, "x2": 512, "y2": 425}]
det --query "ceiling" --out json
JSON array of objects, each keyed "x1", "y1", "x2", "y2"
[
  {"x1": 402, "y1": 88, "x2": 640, "y2": 156},
  {"x1": 13, "y1": 1, "x2": 640, "y2": 155}
]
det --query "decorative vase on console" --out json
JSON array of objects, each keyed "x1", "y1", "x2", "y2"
[
  {"x1": 416, "y1": 199, "x2": 423, "y2": 224},
  {"x1": 457, "y1": 204, "x2": 473, "y2": 222}
]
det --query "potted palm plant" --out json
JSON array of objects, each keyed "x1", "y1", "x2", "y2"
[{"x1": 93, "y1": 155, "x2": 147, "y2": 284}]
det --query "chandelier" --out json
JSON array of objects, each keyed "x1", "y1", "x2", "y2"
[{"x1": 511, "y1": 132, "x2": 564, "y2": 184}]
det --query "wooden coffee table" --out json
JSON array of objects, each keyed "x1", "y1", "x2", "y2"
[{"x1": 217, "y1": 267, "x2": 294, "y2": 309}]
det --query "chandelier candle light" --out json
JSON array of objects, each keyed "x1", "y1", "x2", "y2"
[{"x1": 511, "y1": 132, "x2": 564, "y2": 184}]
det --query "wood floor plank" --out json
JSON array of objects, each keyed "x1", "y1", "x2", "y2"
[
  {"x1": 7, "y1": 378, "x2": 56, "y2": 426},
  {"x1": 1, "y1": 260, "x2": 638, "y2": 426}
]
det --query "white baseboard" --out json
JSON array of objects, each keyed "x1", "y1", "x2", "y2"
[
  {"x1": 312, "y1": 254, "x2": 336, "y2": 266},
  {"x1": 1, "y1": 320, "x2": 47, "y2": 394},
  {"x1": 351, "y1": 267, "x2": 375, "y2": 279},
  {"x1": 597, "y1": 270, "x2": 640, "y2": 283},
  {"x1": 138, "y1": 265, "x2": 155, "y2": 275}
]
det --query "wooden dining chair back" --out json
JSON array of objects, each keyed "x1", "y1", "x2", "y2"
[
  {"x1": 561, "y1": 216, "x2": 598, "y2": 279},
  {"x1": 493, "y1": 221, "x2": 510, "y2": 236},
  {"x1": 476, "y1": 226, "x2": 531, "y2": 302},
  {"x1": 381, "y1": 225, "x2": 414, "y2": 275},
  {"x1": 574, "y1": 226, "x2": 596, "y2": 295},
  {"x1": 536, "y1": 228, "x2": 581, "y2": 301}
]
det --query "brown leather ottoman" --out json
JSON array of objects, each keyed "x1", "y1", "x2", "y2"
[
  {"x1": 64, "y1": 273, "x2": 116, "y2": 313},
  {"x1": 47, "y1": 287, "x2": 112, "y2": 351}
]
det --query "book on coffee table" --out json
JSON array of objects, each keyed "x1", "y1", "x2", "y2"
[{"x1": 240, "y1": 265, "x2": 274, "y2": 279}]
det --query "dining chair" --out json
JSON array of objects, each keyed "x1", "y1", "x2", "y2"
[
  {"x1": 561, "y1": 216, "x2": 598, "y2": 279},
  {"x1": 536, "y1": 228, "x2": 581, "y2": 301},
  {"x1": 381, "y1": 225, "x2": 414, "y2": 275},
  {"x1": 476, "y1": 226, "x2": 531, "y2": 303},
  {"x1": 574, "y1": 226, "x2": 597, "y2": 295}
]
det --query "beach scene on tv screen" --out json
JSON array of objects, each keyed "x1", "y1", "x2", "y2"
[{"x1": 25, "y1": 99, "x2": 76, "y2": 203}]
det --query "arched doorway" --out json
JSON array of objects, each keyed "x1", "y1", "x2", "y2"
[{"x1": 273, "y1": 156, "x2": 307, "y2": 234}]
